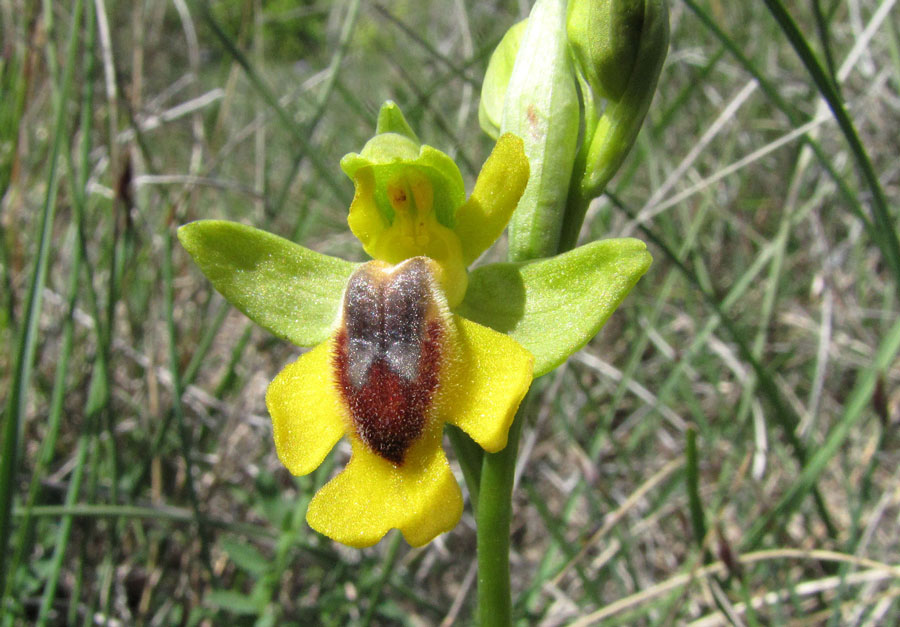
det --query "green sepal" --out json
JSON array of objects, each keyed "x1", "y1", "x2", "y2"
[
  {"x1": 457, "y1": 238, "x2": 651, "y2": 377},
  {"x1": 375, "y1": 100, "x2": 420, "y2": 143},
  {"x1": 177, "y1": 220, "x2": 358, "y2": 348},
  {"x1": 478, "y1": 19, "x2": 527, "y2": 140},
  {"x1": 341, "y1": 134, "x2": 466, "y2": 229}
]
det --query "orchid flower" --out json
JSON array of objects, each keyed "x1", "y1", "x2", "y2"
[{"x1": 179, "y1": 102, "x2": 650, "y2": 548}]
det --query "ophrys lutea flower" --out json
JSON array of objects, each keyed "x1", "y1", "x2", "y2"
[
  {"x1": 179, "y1": 102, "x2": 652, "y2": 548},
  {"x1": 266, "y1": 256, "x2": 531, "y2": 547}
]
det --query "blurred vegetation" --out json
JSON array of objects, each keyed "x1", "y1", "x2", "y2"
[{"x1": 1, "y1": 0, "x2": 899, "y2": 625}]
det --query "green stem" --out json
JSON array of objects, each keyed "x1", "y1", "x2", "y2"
[{"x1": 476, "y1": 405, "x2": 525, "y2": 626}]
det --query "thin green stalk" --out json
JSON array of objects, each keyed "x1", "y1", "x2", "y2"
[
  {"x1": 6, "y1": 198, "x2": 85, "y2": 613},
  {"x1": 6, "y1": 34, "x2": 95, "y2": 591},
  {"x1": 0, "y1": 0, "x2": 82, "y2": 600},
  {"x1": 183, "y1": 300, "x2": 230, "y2": 384},
  {"x1": 14, "y1": 504, "x2": 280, "y2": 539},
  {"x1": 214, "y1": 322, "x2": 254, "y2": 396},
  {"x1": 476, "y1": 130, "x2": 571, "y2": 619},
  {"x1": 476, "y1": 403, "x2": 525, "y2": 626},
  {"x1": 811, "y1": 0, "x2": 839, "y2": 89},
  {"x1": 685, "y1": 427, "x2": 707, "y2": 549},
  {"x1": 35, "y1": 433, "x2": 92, "y2": 626}
]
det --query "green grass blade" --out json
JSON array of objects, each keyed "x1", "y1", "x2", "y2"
[
  {"x1": 0, "y1": 0, "x2": 83, "y2": 599},
  {"x1": 35, "y1": 434, "x2": 91, "y2": 627},
  {"x1": 191, "y1": 0, "x2": 350, "y2": 205},
  {"x1": 742, "y1": 315, "x2": 900, "y2": 549},
  {"x1": 685, "y1": 427, "x2": 707, "y2": 549},
  {"x1": 761, "y1": 0, "x2": 900, "y2": 294},
  {"x1": 14, "y1": 504, "x2": 279, "y2": 540},
  {"x1": 162, "y1": 217, "x2": 218, "y2": 583}
]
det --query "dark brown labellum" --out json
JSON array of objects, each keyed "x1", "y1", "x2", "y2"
[{"x1": 334, "y1": 259, "x2": 444, "y2": 464}]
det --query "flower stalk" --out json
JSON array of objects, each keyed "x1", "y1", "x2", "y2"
[{"x1": 476, "y1": 403, "x2": 525, "y2": 626}]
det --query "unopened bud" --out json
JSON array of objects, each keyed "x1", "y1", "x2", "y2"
[
  {"x1": 567, "y1": 0, "x2": 644, "y2": 102},
  {"x1": 558, "y1": 0, "x2": 668, "y2": 250}
]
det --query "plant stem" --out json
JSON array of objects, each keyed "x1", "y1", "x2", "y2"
[{"x1": 476, "y1": 402, "x2": 525, "y2": 626}]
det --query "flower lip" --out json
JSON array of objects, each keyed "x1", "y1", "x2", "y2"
[{"x1": 334, "y1": 258, "x2": 448, "y2": 464}]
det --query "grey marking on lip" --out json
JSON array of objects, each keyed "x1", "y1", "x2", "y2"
[
  {"x1": 342, "y1": 259, "x2": 432, "y2": 389},
  {"x1": 343, "y1": 266, "x2": 385, "y2": 390},
  {"x1": 384, "y1": 260, "x2": 428, "y2": 382}
]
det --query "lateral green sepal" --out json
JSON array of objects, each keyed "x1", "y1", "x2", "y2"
[
  {"x1": 177, "y1": 220, "x2": 358, "y2": 347},
  {"x1": 456, "y1": 238, "x2": 651, "y2": 377}
]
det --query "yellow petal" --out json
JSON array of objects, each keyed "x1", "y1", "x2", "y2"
[
  {"x1": 306, "y1": 429, "x2": 463, "y2": 548},
  {"x1": 454, "y1": 133, "x2": 530, "y2": 265},
  {"x1": 347, "y1": 167, "x2": 389, "y2": 257},
  {"x1": 440, "y1": 316, "x2": 533, "y2": 452},
  {"x1": 266, "y1": 340, "x2": 346, "y2": 476}
]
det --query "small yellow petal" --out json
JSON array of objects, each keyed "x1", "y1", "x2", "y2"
[
  {"x1": 347, "y1": 168, "x2": 389, "y2": 257},
  {"x1": 454, "y1": 133, "x2": 529, "y2": 265},
  {"x1": 440, "y1": 316, "x2": 533, "y2": 452},
  {"x1": 266, "y1": 340, "x2": 346, "y2": 476},
  {"x1": 306, "y1": 429, "x2": 463, "y2": 548}
]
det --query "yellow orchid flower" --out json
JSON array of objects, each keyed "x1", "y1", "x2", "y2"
[
  {"x1": 267, "y1": 256, "x2": 532, "y2": 547},
  {"x1": 178, "y1": 101, "x2": 652, "y2": 548}
]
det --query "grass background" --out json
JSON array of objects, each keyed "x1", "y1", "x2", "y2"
[{"x1": 2, "y1": 0, "x2": 899, "y2": 624}]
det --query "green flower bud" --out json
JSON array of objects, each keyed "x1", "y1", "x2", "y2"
[
  {"x1": 478, "y1": 0, "x2": 668, "y2": 256},
  {"x1": 558, "y1": 0, "x2": 668, "y2": 250},
  {"x1": 567, "y1": 0, "x2": 644, "y2": 102},
  {"x1": 340, "y1": 103, "x2": 466, "y2": 230}
]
